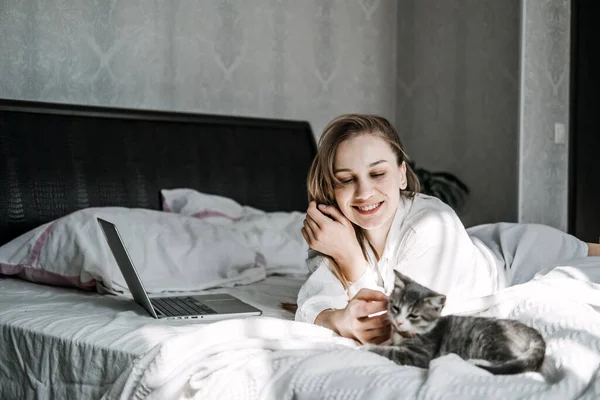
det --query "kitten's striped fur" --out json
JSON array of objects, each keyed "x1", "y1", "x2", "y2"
[{"x1": 366, "y1": 271, "x2": 546, "y2": 375}]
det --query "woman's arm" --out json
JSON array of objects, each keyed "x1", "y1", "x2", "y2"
[
  {"x1": 295, "y1": 259, "x2": 349, "y2": 324},
  {"x1": 296, "y1": 257, "x2": 390, "y2": 344},
  {"x1": 314, "y1": 288, "x2": 390, "y2": 344},
  {"x1": 314, "y1": 308, "x2": 343, "y2": 332},
  {"x1": 332, "y1": 251, "x2": 368, "y2": 283},
  {"x1": 588, "y1": 242, "x2": 600, "y2": 256},
  {"x1": 302, "y1": 201, "x2": 366, "y2": 282}
]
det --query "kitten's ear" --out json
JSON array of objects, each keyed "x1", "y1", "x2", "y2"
[
  {"x1": 393, "y1": 270, "x2": 412, "y2": 289},
  {"x1": 424, "y1": 295, "x2": 446, "y2": 311}
]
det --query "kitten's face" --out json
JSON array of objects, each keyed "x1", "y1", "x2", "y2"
[{"x1": 388, "y1": 271, "x2": 446, "y2": 335}]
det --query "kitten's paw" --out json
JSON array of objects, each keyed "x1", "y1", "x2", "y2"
[
  {"x1": 467, "y1": 359, "x2": 493, "y2": 367},
  {"x1": 362, "y1": 344, "x2": 395, "y2": 358}
]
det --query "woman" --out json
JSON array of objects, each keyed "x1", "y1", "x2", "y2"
[{"x1": 296, "y1": 113, "x2": 600, "y2": 345}]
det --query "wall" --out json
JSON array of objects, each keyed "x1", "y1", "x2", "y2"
[
  {"x1": 0, "y1": 0, "x2": 397, "y2": 137},
  {"x1": 1, "y1": 1, "x2": 537, "y2": 228},
  {"x1": 396, "y1": 0, "x2": 521, "y2": 228},
  {"x1": 518, "y1": 0, "x2": 571, "y2": 231}
]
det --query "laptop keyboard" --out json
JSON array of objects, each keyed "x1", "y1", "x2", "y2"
[{"x1": 151, "y1": 296, "x2": 217, "y2": 316}]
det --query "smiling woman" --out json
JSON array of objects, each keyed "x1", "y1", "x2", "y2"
[
  {"x1": 304, "y1": 115, "x2": 420, "y2": 285},
  {"x1": 333, "y1": 135, "x2": 407, "y2": 251},
  {"x1": 295, "y1": 113, "x2": 593, "y2": 346}
]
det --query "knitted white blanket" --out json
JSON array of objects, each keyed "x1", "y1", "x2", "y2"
[{"x1": 103, "y1": 258, "x2": 600, "y2": 400}]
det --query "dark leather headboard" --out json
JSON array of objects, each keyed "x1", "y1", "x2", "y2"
[{"x1": 0, "y1": 99, "x2": 317, "y2": 245}]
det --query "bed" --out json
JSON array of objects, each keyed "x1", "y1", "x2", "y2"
[
  {"x1": 1, "y1": 99, "x2": 600, "y2": 400},
  {"x1": 0, "y1": 99, "x2": 314, "y2": 399}
]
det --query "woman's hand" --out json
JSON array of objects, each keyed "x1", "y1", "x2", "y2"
[
  {"x1": 315, "y1": 288, "x2": 390, "y2": 345},
  {"x1": 301, "y1": 201, "x2": 366, "y2": 281}
]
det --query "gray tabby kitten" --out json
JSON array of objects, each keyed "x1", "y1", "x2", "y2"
[{"x1": 366, "y1": 270, "x2": 546, "y2": 375}]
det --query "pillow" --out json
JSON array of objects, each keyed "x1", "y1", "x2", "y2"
[
  {"x1": 161, "y1": 189, "x2": 309, "y2": 275},
  {"x1": 161, "y1": 188, "x2": 263, "y2": 224},
  {"x1": 0, "y1": 207, "x2": 265, "y2": 293}
]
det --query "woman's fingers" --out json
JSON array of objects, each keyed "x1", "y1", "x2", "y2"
[
  {"x1": 353, "y1": 300, "x2": 388, "y2": 319},
  {"x1": 305, "y1": 215, "x2": 319, "y2": 232},
  {"x1": 306, "y1": 201, "x2": 331, "y2": 227},
  {"x1": 356, "y1": 318, "x2": 391, "y2": 344},
  {"x1": 317, "y1": 204, "x2": 348, "y2": 225},
  {"x1": 364, "y1": 327, "x2": 391, "y2": 341},
  {"x1": 369, "y1": 334, "x2": 391, "y2": 345},
  {"x1": 356, "y1": 325, "x2": 391, "y2": 345},
  {"x1": 354, "y1": 288, "x2": 389, "y2": 303},
  {"x1": 303, "y1": 218, "x2": 318, "y2": 242},
  {"x1": 300, "y1": 227, "x2": 310, "y2": 244},
  {"x1": 301, "y1": 223, "x2": 315, "y2": 244},
  {"x1": 310, "y1": 202, "x2": 351, "y2": 228},
  {"x1": 359, "y1": 314, "x2": 390, "y2": 330}
]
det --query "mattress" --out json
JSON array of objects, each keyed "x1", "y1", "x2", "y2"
[{"x1": 0, "y1": 274, "x2": 305, "y2": 400}]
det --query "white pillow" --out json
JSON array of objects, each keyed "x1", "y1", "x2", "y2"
[
  {"x1": 161, "y1": 188, "x2": 264, "y2": 224},
  {"x1": 161, "y1": 189, "x2": 309, "y2": 275},
  {"x1": 0, "y1": 207, "x2": 265, "y2": 293}
]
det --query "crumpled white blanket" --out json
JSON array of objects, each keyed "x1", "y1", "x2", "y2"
[{"x1": 103, "y1": 258, "x2": 600, "y2": 400}]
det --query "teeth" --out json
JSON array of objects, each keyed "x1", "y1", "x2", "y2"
[{"x1": 358, "y1": 203, "x2": 380, "y2": 211}]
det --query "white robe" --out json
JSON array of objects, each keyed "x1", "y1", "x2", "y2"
[{"x1": 295, "y1": 194, "x2": 588, "y2": 324}]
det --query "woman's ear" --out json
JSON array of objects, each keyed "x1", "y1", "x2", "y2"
[{"x1": 398, "y1": 161, "x2": 408, "y2": 190}]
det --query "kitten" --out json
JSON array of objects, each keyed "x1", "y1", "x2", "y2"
[{"x1": 366, "y1": 270, "x2": 546, "y2": 375}]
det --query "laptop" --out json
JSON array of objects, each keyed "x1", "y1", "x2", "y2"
[{"x1": 97, "y1": 217, "x2": 262, "y2": 321}]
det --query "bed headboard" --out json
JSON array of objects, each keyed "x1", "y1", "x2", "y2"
[{"x1": 0, "y1": 99, "x2": 317, "y2": 245}]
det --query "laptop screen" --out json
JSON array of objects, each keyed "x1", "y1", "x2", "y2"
[{"x1": 97, "y1": 217, "x2": 158, "y2": 318}]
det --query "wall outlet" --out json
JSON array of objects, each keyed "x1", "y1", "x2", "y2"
[{"x1": 554, "y1": 122, "x2": 566, "y2": 144}]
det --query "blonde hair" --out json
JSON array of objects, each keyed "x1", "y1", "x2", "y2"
[{"x1": 307, "y1": 114, "x2": 420, "y2": 290}]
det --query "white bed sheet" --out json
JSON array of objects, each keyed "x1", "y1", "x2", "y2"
[
  {"x1": 104, "y1": 257, "x2": 600, "y2": 400},
  {"x1": 0, "y1": 274, "x2": 305, "y2": 400}
]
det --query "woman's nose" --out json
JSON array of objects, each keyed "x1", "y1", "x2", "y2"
[{"x1": 355, "y1": 180, "x2": 374, "y2": 199}]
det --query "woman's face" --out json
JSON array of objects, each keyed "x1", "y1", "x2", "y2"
[{"x1": 333, "y1": 134, "x2": 407, "y2": 232}]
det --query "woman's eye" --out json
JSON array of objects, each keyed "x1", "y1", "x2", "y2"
[
  {"x1": 371, "y1": 172, "x2": 385, "y2": 178},
  {"x1": 407, "y1": 313, "x2": 419, "y2": 319}
]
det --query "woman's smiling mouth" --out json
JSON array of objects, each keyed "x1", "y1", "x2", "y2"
[{"x1": 353, "y1": 201, "x2": 384, "y2": 215}]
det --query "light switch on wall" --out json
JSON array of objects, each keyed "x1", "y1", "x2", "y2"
[{"x1": 554, "y1": 122, "x2": 566, "y2": 144}]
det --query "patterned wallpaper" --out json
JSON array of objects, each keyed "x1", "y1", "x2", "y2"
[
  {"x1": 0, "y1": 0, "x2": 397, "y2": 137},
  {"x1": 0, "y1": 1, "x2": 567, "y2": 229},
  {"x1": 396, "y1": 0, "x2": 521, "y2": 228},
  {"x1": 518, "y1": 0, "x2": 571, "y2": 231}
]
